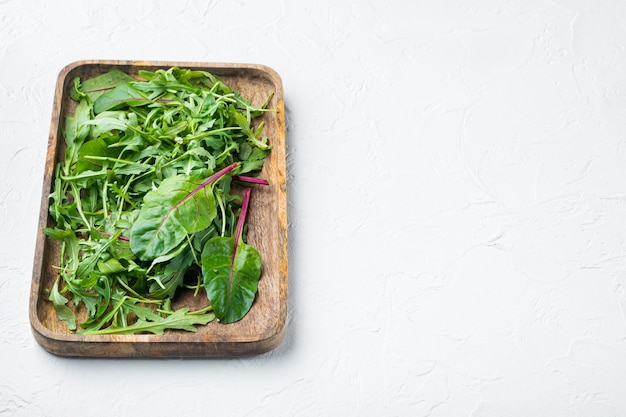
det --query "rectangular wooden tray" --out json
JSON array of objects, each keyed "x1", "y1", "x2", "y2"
[{"x1": 29, "y1": 60, "x2": 288, "y2": 357}]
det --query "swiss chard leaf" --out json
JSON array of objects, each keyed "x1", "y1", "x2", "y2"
[
  {"x1": 129, "y1": 163, "x2": 238, "y2": 261},
  {"x1": 94, "y1": 84, "x2": 151, "y2": 114},
  {"x1": 81, "y1": 70, "x2": 137, "y2": 102},
  {"x1": 201, "y1": 237, "x2": 261, "y2": 324},
  {"x1": 202, "y1": 188, "x2": 262, "y2": 324}
]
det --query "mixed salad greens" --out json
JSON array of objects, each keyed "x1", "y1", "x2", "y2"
[{"x1": 43, "y1": 67, "x2": 273, "y2": 334}]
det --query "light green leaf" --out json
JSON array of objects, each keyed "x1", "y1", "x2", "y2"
[
  {"x1": 97, "y1": 258, "x2": 126, "y2": 274},
  {"x1": 48, "y1": 280, "x2": 77, "y2": 331},
  {"x1": 79, "y1": 308, "x2": 215, "y2": 335}
]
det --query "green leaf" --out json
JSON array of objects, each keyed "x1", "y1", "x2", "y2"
[
  {"x1": 201, "y1": 236, "x2": 261, "y2": 324},
  {"x1": 82, "y1": 70, "x2": 137, "y2": 102},
  {"x1": 148, "y1": 270, "x2": 185, "y2": 300},
  {"x1": 231, "y1": 110, "x2": 271, "y2": 150},
  {"x1": 63, "y1": 99, "x2": 92, "y2": 149},
  {"x1": 97, "y1": 258, "x2": 126, "y2": 274},
  {"x1": 75, "y1": 138, "x2": 120, "y2": 173},
  {"x1": 42, "y1": 227, "x2": 74, "y2": 240},
  {"x1": 75, "y1": 236, "x2": 115, "y2": 280},
  {"x1": 149, "y1": 240, "x2": 188, "y2": 268},
  {"x1": 114, "y1": 162, "x2": 152, "y2": 176},
  {"x1": 94, "y1": 84, "x2": 151, "y2": 114},
  {"x1": 79, "y1": 308, "x2": 215, "y2": 335},
  {"x1": 129, "y1": 163, "x2": 237, "y2": 261},
  {"x1": 148, "y1": 248, "x2": 194, "y2": 299},
  {"x1": 83, "y1": 111, "x2": 133, "y2": 138},
  {"x1": 63, "y1": 99, "x2": 92, "y2": 174},
  {"x1": 70, "y1": 77, "x2": 86, "y2": 101},
  {"x1": 201, "y1": 188, "x2": 261, "y2": 324},
  {"x1": 129, "y1": 175, "x2": 217, "y2": 261},
  {"x1": 48, "y1": 280, "x2": 77, "y2": 331},
  {"x1": 239, "y1": 147, "x2": 271, "y2": 174},
  {"x1": 62, "y1": 231, "x2": 81, "y2": 274}
]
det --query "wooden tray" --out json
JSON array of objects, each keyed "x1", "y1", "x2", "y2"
[{"x1": 29, "y1": 60, "x2": 288, "y2": 357}]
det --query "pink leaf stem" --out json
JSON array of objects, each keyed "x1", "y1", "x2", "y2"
[{"x1": 233, "y1": 175, "x2": 269, "y2": 186}]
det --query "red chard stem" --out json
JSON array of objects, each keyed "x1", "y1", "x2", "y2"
[
  {"x1": 233, "y1": 175, "x2": 269, "y2": 185},
  {"x1": 233, "y1": 188, "x2": 252, "y2": 256}
]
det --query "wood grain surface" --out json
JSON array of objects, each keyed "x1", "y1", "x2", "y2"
[{"x1": 29, "y1": 60, "x2": 288, "y2": 357}]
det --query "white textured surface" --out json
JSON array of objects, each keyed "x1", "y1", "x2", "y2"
[{"x1": 2, "y1": 0, "x2": 626, "y2": 415}]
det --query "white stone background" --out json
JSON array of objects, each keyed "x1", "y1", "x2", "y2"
[{"x1": 2, "y1": 0, "x2": 626, "y2": 415}]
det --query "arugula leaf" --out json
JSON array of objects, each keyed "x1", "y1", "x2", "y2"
[
  {"x1": 48, "y1": 279, "x2": 77, "y2": 331},
  {"x1": 79, "y1": 308, "x2": 215, "y2": 335},
  {"x1": 231, "y1": 110, "x2": 271, "y2": 151},
  {"x1": 42, "y1": 227, "x2": 74, "y2": 240},
  {"x1": 63, "y1": 99, "x2": 92, "y2": 174}
]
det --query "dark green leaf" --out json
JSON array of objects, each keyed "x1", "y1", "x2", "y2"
[
  {"x1": 201, "y1": 236, "x2": 261, "y2": 324},
  {"x1": 82, "y1": 70, "x2": 138, "y2": 102},
  {"x1": 75, "y1": 138, "x2": 120, "y2": 173},
  {"x1": 94, "y1": 84, "x2": 151, "y2": 114}
]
